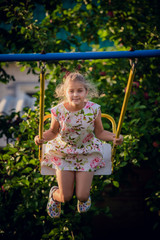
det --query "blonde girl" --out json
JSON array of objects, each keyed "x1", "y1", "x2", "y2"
[{"x1": 34, "y1": 72, "x2": 123, "y2": 218}]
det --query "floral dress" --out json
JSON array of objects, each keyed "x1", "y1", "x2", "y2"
[{"x1": 41, "y1": 101, "x2": 112, "y2": 175}]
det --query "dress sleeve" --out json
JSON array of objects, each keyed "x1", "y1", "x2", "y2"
[
  {"x1": 93, "y1": 103, "x2": 101, "y2": 120},
  {"x1": 51, "y1": 105, "x2": 60, "y2": 121}
]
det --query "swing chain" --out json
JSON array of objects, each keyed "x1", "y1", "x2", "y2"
[
  {"x1": 39, "y1": 61, "x2": 46, "y2": 74},
  {"x1": 129, "y1": 47, "x2": 138, "y2": 67},
  {"x1": 129, "y1": 58, "x2": 138, "y2": 68},
  {"x1": 39, "y1": 50, "x2": 47, "y2": 74}
]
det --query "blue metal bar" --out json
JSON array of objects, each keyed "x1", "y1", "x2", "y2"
[{"x1": 0, "y1": 50, "x2": 160, "y2": 62}]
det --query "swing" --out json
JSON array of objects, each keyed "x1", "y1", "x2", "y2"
[
  {"x1": 40, "y1": 112, "x2": 116, "y2": 175},
  {"x1": 39, "y1": 59, "x2": 137, "y2": 175}
]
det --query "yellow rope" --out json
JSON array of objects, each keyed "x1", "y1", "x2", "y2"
[
  {"x1": 39, "y1": 68, "x2": 45, "y2": 164},
  {"x1": 112, "y1": 61, "x2": 137, "y2": 165}
]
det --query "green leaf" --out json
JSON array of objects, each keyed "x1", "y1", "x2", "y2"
[
  {"x1": 113, "y1": 181, "x2": 119, "y2": 188},
  {"x1": 85, "y1": 113, "x2": 93, "y2": 116},
  {"x1": 86, "y1": 4, "x2": 92, "y2": 10}
]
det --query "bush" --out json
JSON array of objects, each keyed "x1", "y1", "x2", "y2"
[
  {"x1": 0, "y1": 0, "x2": 160, "y2": 238},
  {"x1": 0, "y1": 107, "x2": 112, "y2": 240},
  {"x1": 0, "y1": 55, "x2": 160, "y2": 238}
]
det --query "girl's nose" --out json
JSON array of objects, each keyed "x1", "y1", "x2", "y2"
[{"x1": 74, "y1": 91, "x2": 78, "y2": 96}]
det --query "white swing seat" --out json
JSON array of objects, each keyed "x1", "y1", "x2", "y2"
[{"x1": 40, "y1": 113, "x2": 116, "y2": 176}]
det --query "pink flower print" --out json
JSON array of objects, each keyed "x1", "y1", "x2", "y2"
[
  {"x1": 66, "y1": 148, "x2": 74, "y2": 154},
  {"x1": 61, "y1": 126, "x2": 66, "y2": 131},
  {"x1": 100, "y1": 161, "x2": 106, "y2": 167},
  {"x1": 44, "y1": 157, "x2": 49, "y2": 163},
  {"x1": 59, "y1": 114, "x2": 65, "y2": 122},
  {"x1": 51, "y1": 109, "x2": 58, "y2": 118},
  {"x1": 93, "y1": 143, "x2": 101, "y2": 151},
  {"x1": 82, "y1": 133, "x2": 93, "y2": 143},
  {"x1": 50, "y1": 156, "x2": 61, "y2": 166},
  {"x1": 90, "y1": 157, "x2": 101, "y2": 169},
  {"x1": 66, "y1": 118, "x2": 71, "y2": 123},
  {"x1": 85, "y1": 102, "x2": 94, "y2": 109},
  {"x1": 95, "y1": 146, "x2": 100, "y2": 151},
  {"x1": 68, "y1": 128, "x2": 75, "y2": 133}
]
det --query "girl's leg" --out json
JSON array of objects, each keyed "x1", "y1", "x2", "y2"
[
  {"x1": 53, "y1": 170, "x2": 75, "y2": 203},
  {"x1": 75, "y1": 171, "x2": 94, "y2": 202}
]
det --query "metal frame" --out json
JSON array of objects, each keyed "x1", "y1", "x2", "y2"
[
  {"x1": 0, "y1": 49, "x2": 160, "y2": 62},
  {"x1": 38, "y1": 58, "x2": 137, "y2": 172}
]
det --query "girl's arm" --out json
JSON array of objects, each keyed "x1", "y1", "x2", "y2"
[
  {"x1": 94, "y1": 110, "x2": 123, "y2": 145},
  {"x1": 34, "y1": 114, "x2": 60, "y2": 145}
]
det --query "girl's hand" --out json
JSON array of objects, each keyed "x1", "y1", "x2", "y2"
[
  {"x1": 113, "y1": 134, "x2": 123, "y2": 146},
  {"x1": 34, "y1": 135, "x2": 45, "y2": 145}
]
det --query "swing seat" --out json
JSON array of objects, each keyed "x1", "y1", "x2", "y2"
[{"x1": 40, "y1": 113, "x2": 116, "y2": 176}]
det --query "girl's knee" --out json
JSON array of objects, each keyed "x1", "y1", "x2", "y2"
[
  {"x1": 76, "y1": 191, "x2": 90, "y2": 202},
  {"x1": 53, "y1": 188, "x2": 73, "y2": 203},
  {"x1": 61, "y1": 193, "x2": 73, "y2": 203}
]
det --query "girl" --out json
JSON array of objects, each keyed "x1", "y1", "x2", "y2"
[{"x1": 34, "y1": 72, "x2": 123, "y2": 218}]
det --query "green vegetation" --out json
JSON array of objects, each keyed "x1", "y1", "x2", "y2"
[{"x1": 0, "y1": 0, "x2": 160, "y2": 239}]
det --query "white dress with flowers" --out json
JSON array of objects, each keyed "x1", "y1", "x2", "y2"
[{"x1": 41, "y1": 101, "x2": 112, "y2": 175}]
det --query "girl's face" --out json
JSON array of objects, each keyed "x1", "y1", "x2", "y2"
[{"x1": 65, "y1": 80, "x2": 88, "y2": 108}]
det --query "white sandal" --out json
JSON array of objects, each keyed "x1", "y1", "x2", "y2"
[
  {"x1": 47, "y1": 186, "x2": 61, "y2": 218},
  {"x1": 77, "y1": 196, "x2": 91, "y2": 213}
]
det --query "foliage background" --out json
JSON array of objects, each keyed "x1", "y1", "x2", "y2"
[{"x1": 0, "y1": 0, "x2": 160, "y2": 239}]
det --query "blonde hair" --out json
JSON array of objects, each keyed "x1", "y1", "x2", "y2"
[{"x1": 55, "y1": 72, "x2": 98, "y2": 101}]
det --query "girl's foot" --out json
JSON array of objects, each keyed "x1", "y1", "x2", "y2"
[
  {"x1": 47, "y1": 186, "x2": 61, "y2": 218},
  {"x1": 77, "y1": 196, "x2": 91, "y2": 213}
]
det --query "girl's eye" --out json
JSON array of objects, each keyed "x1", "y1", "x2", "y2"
[{"x1": 78, "y1": 89, "x2": 83, "y2": 92}]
